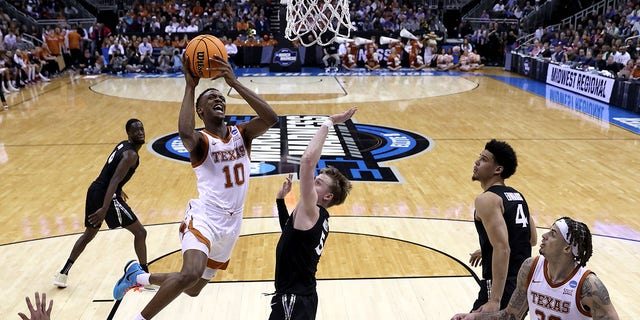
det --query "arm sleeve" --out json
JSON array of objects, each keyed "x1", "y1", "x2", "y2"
[{"x1": 276, "y1": 198, "x2": 289, "y2": 230}]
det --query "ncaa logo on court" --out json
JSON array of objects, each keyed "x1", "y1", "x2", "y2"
[{"x1": 148, "y1": 115, "x2": 433, "y2": 182}]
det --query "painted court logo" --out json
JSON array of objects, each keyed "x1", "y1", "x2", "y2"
[{"x1": 149, "y1": 115, "x2": 433, "y2": 182}]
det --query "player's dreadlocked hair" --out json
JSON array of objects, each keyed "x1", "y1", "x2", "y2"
[
  {"x1": 319, "y1": 166, "x2": 352, "y2": 207},
  {"x1": 484, "y1": 139, "x2": 518, "y2": 179},
  {"x1": 559, "y1": 216, "x2": 593, "y2": 267}
]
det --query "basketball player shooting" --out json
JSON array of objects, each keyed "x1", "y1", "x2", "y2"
[{"x1": 112, "y1": 54, "x2": 278, "y2": 320}]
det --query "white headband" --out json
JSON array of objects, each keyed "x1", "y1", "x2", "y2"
[{"x1": 555, "y1": 219, "x2": 579, "y2": 256}]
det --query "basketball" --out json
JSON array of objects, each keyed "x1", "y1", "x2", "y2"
[{"x1": 184, "y1": 35, "x2": 228, "y2": 78}]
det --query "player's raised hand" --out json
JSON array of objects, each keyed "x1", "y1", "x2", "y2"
[
  {"x1": 18, "y1": 292, "x2": 53, "y2": 320},
  {"x1": 277, "y1": 173, "x2": 294, "y2": 199},
  {"x1": 209, "y1": 55, "x2": 236, "y2": 83},
  {"x1": 182, "y1": 55, "x2": 200, "y2": 88},
  {"x1": 329, "y1": 106, "x2": 358, "y2": 124}
]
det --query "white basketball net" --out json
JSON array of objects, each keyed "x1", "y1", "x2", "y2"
[{"x1": 285, "y1": 0, "x2": 354, "y2": 47}]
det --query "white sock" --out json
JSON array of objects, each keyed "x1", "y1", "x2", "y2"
[
  {"x1": 134, "y1": 314, "x2": 147, "y2": 320},
  {"x1": 136, "y1": 273, "x2": 151, "y2": 286}
]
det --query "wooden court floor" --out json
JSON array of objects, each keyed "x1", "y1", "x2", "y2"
[{"x1": 0, "y1": 68, "x2": 639, "y2": 319}]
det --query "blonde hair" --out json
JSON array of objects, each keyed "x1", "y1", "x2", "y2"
[{"x1": 319, "y1": 166, "x2": 352, "y2": 207}]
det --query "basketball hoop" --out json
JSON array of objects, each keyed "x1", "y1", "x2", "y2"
[{"x1": 285, "y1": 0, "x2": 355, "y2": 47}]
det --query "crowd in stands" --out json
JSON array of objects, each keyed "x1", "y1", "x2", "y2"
[
  {"x1": 482, "y1": 0, "x2": 547, "y2": 20},
  {"x1": 512, "y1": 0, "x2": 640, "y2": 80},
  {"x1": 0, "y1": 0, "x2": 639, "y2": 82}
]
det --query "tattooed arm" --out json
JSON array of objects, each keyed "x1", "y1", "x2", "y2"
[
  {"x1": 451, "y1": 258, "x2": 533, "y2": 320},
  {"x1": 580, "y1": 274, "x2": 619, "y2": 320}
]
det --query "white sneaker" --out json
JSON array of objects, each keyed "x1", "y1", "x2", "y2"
[{"x1": 53, "y1": 273, "x2": 68, "y2": 288}]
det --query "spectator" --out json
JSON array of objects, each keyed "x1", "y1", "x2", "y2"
[
  {"x1": 138, "y1": 37, "x2": 153, "y2": 57},
  {"x1": 125, "y1": 49, "x2": 143, "y2": 73},
  {"x1": 492, "y1": 1, "x2": 506, "y2": 18},
  {"x1": 108, "y1": 40, "x2": 125, "y2": 62},
  {"x1": 527, "y1": 39, "x2": 542, "y2": 56},
  {"x1": 176, "y1": 21, "x2": 188, "y2": 33},
  {"x1": 94, "y1": 50, "x2": 106, "y2": 73},
  {"x1": 603, "y1": 55, "x2": 622, "y2": 74},
  {"x1": 630, "y1": 58, "x2": 640, "y2": 80},
  {"x1": 574, "y1": 48, "x2": 587, "y2": 64},
  {"x1": 90, "y1": 23, "x2": 111, "y2": 55},
  {"x1": 613, "y1": 45, "x2": 631, "y2": 65},
  {"x1": 3, "y1": 30, "x2": 17, "y2": 51},
  {"x1": 78, "y1": 49, "x2": 98, "y2": 74},
  {"x1": 224, "y1": 37, "x2": 238, "y2": 67},
  {"x1": 109, "y1": 51, "x2": 127, "y2": 74},
  {"x1": 186, "y1": 19, "x2": 200, "y2": 33},
  {"x1": 534, "y1": 25, "x2": 545, "y2": 41},
  {"x1": 64, "y1": 3, "x2": 80, "y2": 19},
  {"x1": 617, "y1": 59, "x2": 634, "y2": 79},
  {"x1": 177, "y1": 34, "x2": 189, "y2": 51},
  {"x1": 582, "y1": 50, "x2": 597, "y2": 69},
  {"x1": 539, "y1": 42, "x2": 552, "y2": 59},
  {"x1": 550, "y1": 44, "x2": 567, "y2": 63},
  {"x1": 140, "y1": 53, "x2": 156, "y2": 73},
  {"x1": 171, "y1": 49, "x2": 183, "y2": 72},
  {"x1": 150, "y1": 16, "x2": 161, "y2": 33},
  {"x1": 156, "y1": 50, "x2": 172, "y2": 73},
  {"x1": 164, "y1": 17, "x2": 178, "y2": 34},
  {"x1": 255, "y1": 15, "x2": 270, "y2": 37},
  {"x1": 192, "y1": 1, "x2": 204, "y2": 17},
  {"x1": 321, "y1": 40, "x2": 341, "y2": 71}
]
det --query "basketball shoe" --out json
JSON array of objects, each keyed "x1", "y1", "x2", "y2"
[
  {"x1": 113, "y1": 260, "x2": 145, "y2": 300},
  {"x1": 53, "y1": 273, "x2": 68, "y2": 288}
]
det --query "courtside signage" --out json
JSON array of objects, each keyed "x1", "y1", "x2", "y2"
[
  {"x1": 546, "y1": 64, "x2": 614, "y2": 103},
  {"x1": 273, "y1": 48, "x2": 298, "y2": 67},
  {"x1": 149, "y1": 115, "x2": 433, "y2": 182}
]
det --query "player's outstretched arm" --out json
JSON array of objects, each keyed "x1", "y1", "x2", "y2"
[
  {"x1": 581, "y1": 274, "x2": 619, "y2": 320},
  {"x1": 276, "y1": 173, "x2": 294, "y2": 229},
  {"x1": 212, "y1": 55, "x2": 277, "y2": 140},
  {"x1": 297, "y1": 107, "x2": 357, "y2": 221},
  {"x1": 178, "y1": 55, "x2": 201, "y2": 152}
]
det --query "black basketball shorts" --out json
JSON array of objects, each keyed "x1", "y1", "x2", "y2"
[
  {"x1": 85, "y1": 183, "x2": 138, "y2": 229},
  {"x1": 268, "y1": 292, "x2": 318, "y2": 320}
]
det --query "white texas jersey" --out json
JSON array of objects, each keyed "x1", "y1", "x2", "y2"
[
  {"x1": 527, "y1": 256, "x2": 593, "y2": 320},
  {"x1": 191, "y1": 126, "x2": 250, "y2": 216}
]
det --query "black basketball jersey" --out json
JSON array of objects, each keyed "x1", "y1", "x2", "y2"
[
  {"x1": 274, "y1": 199, "x2": 330, "y2": 295},
  {"x1": 474, "y1": 185, "x2": 531, "y2": 280},
  {"x1": 94, "y1": 140, "x2": 139, "y2": 195}
]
